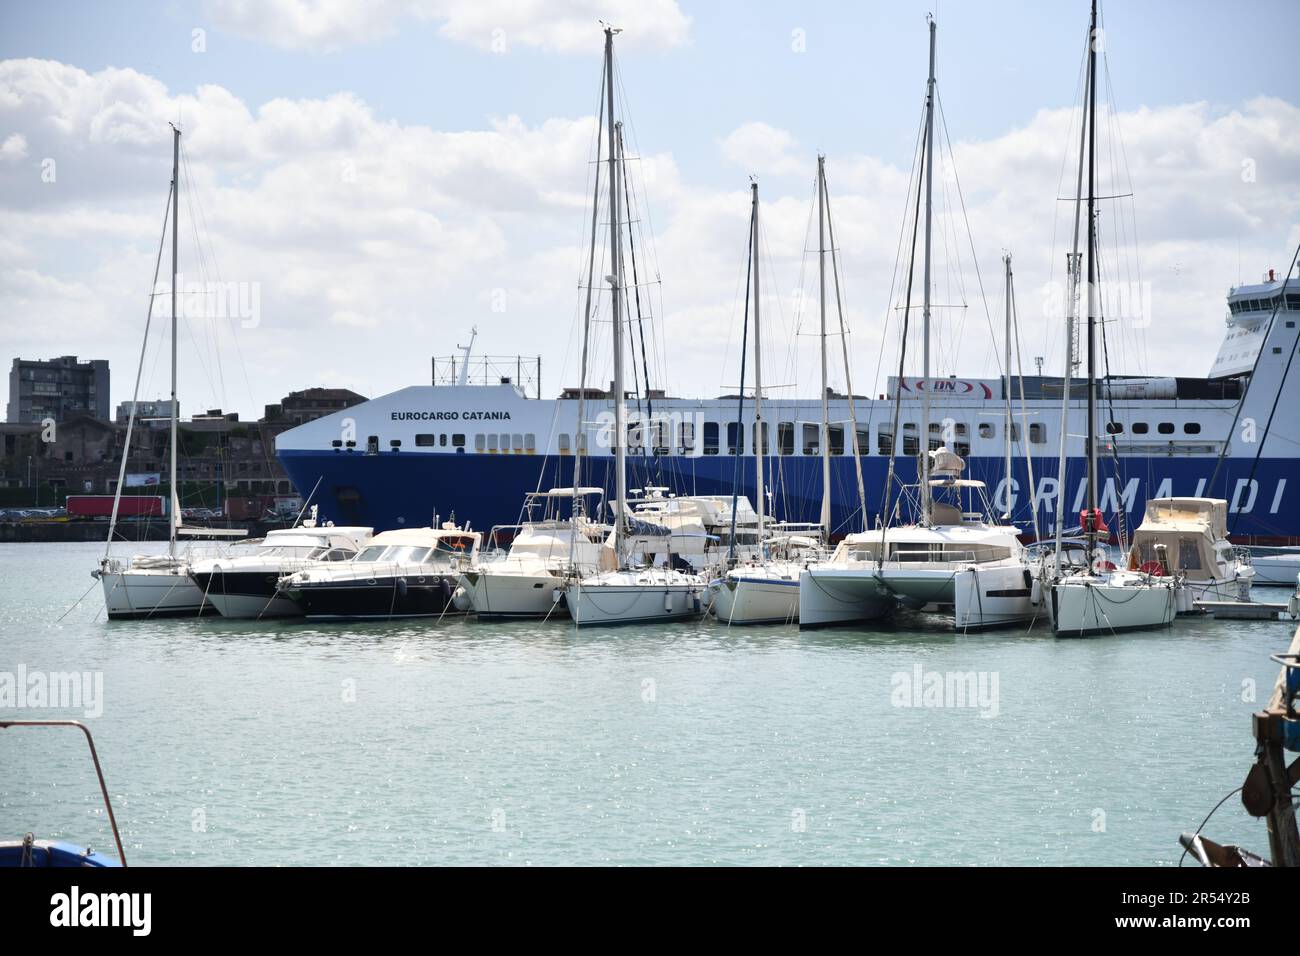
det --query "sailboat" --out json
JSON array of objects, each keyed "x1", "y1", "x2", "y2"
[
  {"x1": 711, "y1": 166, "x2": 850, "y2": 625},
  {"x1": 564, "y1": 26, "x2": 706, "y2": 626},
  {"x1": 95, "y1": 125, "x2": 245, "y2": 620},
  {"x1": 1047, "y1": 0, "x2": 1177, "y2": 637},
  {"x1": 800, "y1": 19, "x2": 1032, "y2": 629}
]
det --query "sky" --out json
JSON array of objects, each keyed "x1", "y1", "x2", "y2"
[{"x1": 1, "y1": 0, "x2": 1298, "y2": 419}]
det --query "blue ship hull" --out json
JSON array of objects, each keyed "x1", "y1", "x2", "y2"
[{"x1": 278, "y1": 449, "x2": 1298, "y2": 542}]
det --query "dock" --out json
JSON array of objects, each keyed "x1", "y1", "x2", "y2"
[{"x1": 1194, "y1": 599, "x2": 1298, "y2": 621}]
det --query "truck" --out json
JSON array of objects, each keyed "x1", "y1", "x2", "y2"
[{"x1": 65, "y1": 495, "x2": 166, "y2": 519}]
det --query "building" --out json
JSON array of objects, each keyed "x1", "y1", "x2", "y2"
[
  {"x1": 116, "y1": 399, "x2": 178, "y2": 425},
  {"x1": 7, "y1": 356, "x2": 110, "y2": 424}
]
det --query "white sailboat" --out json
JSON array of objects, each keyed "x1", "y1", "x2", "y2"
[
  {"x1": 95, "y1": 125, "x2": 246, "y2": 620},
  {"x1": 565, "y1": 26, "x2": 705, "y2": 626},
  {"x1": 1048, "y1": 0, "x2": 1177, "y2": 638}
]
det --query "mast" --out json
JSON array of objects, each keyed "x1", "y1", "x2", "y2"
[
  {"x1": 919, "y1": 16, "x2": 937, "y2": 527},
  {"x1": 169, "y1": 123, "x2": 180, "y2": 557},
  {"x1": 751, "y1": 181, "x2": 765, "y2": 541},
  {"x1": 817, "y1": 156, "x2": 831, "y2": 533},
  {"x1": 1003, "y1": 253, "x2": 1014, "y2": 520},
  {"x1": 1084, "y1": 0, "x2": 1099, "y2": 567},
  {"x1": 603, "y1": 26, "x2": 627, "y2": 563}
]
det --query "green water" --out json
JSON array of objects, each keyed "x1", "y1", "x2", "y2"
[{"x1": 0, "y1": 541, "x2": 1289, "y2": 865}]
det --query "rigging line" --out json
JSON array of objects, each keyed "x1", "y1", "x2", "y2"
[
  {"x1": 1009, "y1": 266, "x2": 1041, "y2": 540},
  {"x1": 1225, "y1": 249, "x2": 1300, "y2": 536},
  {"x1": 821, "y1": 163, "x2": 868, "y2": 531},
  {"x1": 1094, "y1": 222, "x2": 1131, "y2": 551},
  {"x1": 106, "y1": 183, "x2": 173, "y2": 557},
  {"x1": 881, "y1": 115, "x2": 930, "y2": 540},
  {"x1": 935, "y1": 91, "x2": 1002, "y2": 383},
  {"x1": 1209, "y1": 239, "x2": 1300, "y2": 496},
  {"x1": 728, "y1": 209, "x2": 755, "y2": 565}
]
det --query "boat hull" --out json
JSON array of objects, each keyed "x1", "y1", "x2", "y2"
[
  {"x1": 565, "y1": 577, "x2": 704, "y2": 626},
  {"x1": 1049, "y1": 577, "x2": 1178, "y2": 637},
  {"x1": 189, "y1": 569, "x2": 303, "y2": 619},
  {"x1": 458, "y1": 569, "x2": 568, "y2": 620},
  {"x1": 285, "y1": 575, "x2": 460, "y2": 620},
  {"x1": 797, "y1": 568, "x2": 894, "y2": 628},
  {"x1": 710, "y1": 574, "x2": 800, "y2": 625},
  {"x1": 100, "y1": 568, "x2": 214, "y2": 619},
  {"x1": 952, "y1": 563, "x2": 1040, "y2": 631}
]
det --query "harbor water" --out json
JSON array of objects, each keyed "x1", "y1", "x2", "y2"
[{"x1": 0, "y1": 541, "x2": 1286, "y2": 866}]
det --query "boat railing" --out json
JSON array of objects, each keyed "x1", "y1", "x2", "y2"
[{"x1": 0, "y1": 720, "x2": 126, "y2": 866}]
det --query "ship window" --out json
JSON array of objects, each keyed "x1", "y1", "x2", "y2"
[
  {"x1": 1287, "y1": 294, "x2": 1300, "y2": 309},
  {"x1": 803, "y1": 423, "x2": 820, "y2": 456},
  {"x1": 902, "y1": 423, "x2": 919, "y2": 456},
  {"x1": 1184, "y1": 422, "x2": 1201, "y2": 435},
  {"x1": 485, "y1": 434, "x2": 498, "y2": 451},
  {"x1": 1158, "y1": 422, "x2": 1175, "y2": 434},
  {"x1": 1287, "y1": 321, "x2": 1295, "y2": 329},
  {"x1": 1106, "y1": 422, "x2": 1123, "y2": 435},
  {"x1": 978, "y1": 423, "x2": 995, "y2": 439},
  {"x1": 512, "y1": 434, "x2": 523, "y2": 451},
  {"x1": 856, "y1": 426, "x2": 869, "y2": 456},
  {"x1": 1131, "y1": 422, "x2": 1149, "y2": 435},
  {"x1": 703, "y1": 422, "x2": 719, "y2": 455},
  {"x1": 365, "y1": 435, "x2": 379, "y2": 455},
  {"x1": 651, "y1": 422, "x2": 668, "y2": 455},
  {"x1": 829, "y1": 424, "x2": 844, "y2": 455},
  {"x1": 726, "y1": 422, "x2": 742, "y2": 456},
  {"x1": 877, "y1": 425, "x2": 893, "y2": 456},
  {"x1": 524, "y1": 434, "x2": 535, "y2": 452},
  {"x1": 1273, "y1": 347, "x2": 1283, "y2": 355},
  {"x1": 678, "y1": 420, "x2": 695, "y2": 453},
  {"x1": 1029, "y1": 423, "x2": 1046, "y2": 444},
  {"x1": 558, "y1": 433, "x2": 571, "y2": 453},
  {"x1": 778, "y1": 422, "x2": 794, "y2": 455},
  {"x1": 389, "y1": 439, "x2": 401, "y2": 449},
  {"x1": 752, "y1": 421, "x2": 769, "y2": 456},
  {"x1": 453, "y1": 433, "x2": 466, "y2": 448},
  {"x1": 440, "y1": 434, "x2": 447, "y2": 447}
]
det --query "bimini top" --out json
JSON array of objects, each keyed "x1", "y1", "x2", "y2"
[{"x1": 1138, "y1": 497, "x2": 1228, "y2": 537}]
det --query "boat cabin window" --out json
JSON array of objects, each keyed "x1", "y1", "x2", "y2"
[
  {"x1": 356, "y1": 545, "x2": 389, "y2": 562},
  {"x1": 1131, "y1": 422, "x2": 1149, "y2": 435},
  {"x1": 855, "y1": 426, "x2": 869, "y2": 456},
  {"x1": 322, "y1": 548, "x2": 353, "y2": 561},
  {"x1": 1105, "y1": 422, "x2": 1123, "y2": 434},
  {"x1": 752, "y1": 421, "x2": 769, "y2": 456},
  {"x1": 434, "y1": 536, "x2": 475, "y2": 555},
  {"x1": 978, "y1": 423, "x2": 995, "y2": 439},
  {"x1": 1184, "y1": 422, "x2": 1201, "y2": 435},
  {"x1": 415, "y1": 434, "x2": 436, "y2": 446},
  {"x1": 383, "y1": 546, "x2": 429, "y2": 563},
  {"x1": 778, "y1": 422, "x2": 795, "y2": 456},
  {"x1": 702, "y1": 422, "x2": 719, "y2": 455},
  {"x1": 1029, "y1": 423, "x2": 1046, "y2": 444},
  {"x1": 452, "y1": 434, "x2": 465, "y2": 448},
  {"x1": 802, "y1": 423, "x2": 820, "y2": 456},
  {"x1": 1157, "y1": 422, "x2": 1175, "y2": 435},
  {"x1": 829, "y1": 424, "x2": 844, "y2": 455},
  {"x1": 877, "y1": 426, "x2": 893, "y2": 455}
]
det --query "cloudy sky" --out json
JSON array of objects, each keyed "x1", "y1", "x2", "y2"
[{"x1": 2, "y1": 0, "x2": 1297, "y2": 419}]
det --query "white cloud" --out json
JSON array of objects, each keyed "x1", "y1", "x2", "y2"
[
  {"x1": 203, "y1": 0, "x2": 692, "y2": 54},
  {"x1": 0, "y1": 132, "x2": 27, "y2": 161},
  {"x1": 1, "y1": 56, "x2": 1297, "y2": 421}
]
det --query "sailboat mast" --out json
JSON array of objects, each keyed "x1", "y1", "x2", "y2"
[
  {"x1": 1003, "y1": 253, "x2": 1014, "y2": 519},
  {"x1": 817, "y1": 156, "x2": 831, "y2": 533},
  {"x1": 1084, "y1": 0, "x2": 1099, "y2": 558},
  {"x1": 751, "y1": 181, "x2": 765, "y2": 540},
  {"x1": 169, "y1": 124, "x2": 180, "y2": 558},
  {"x1": 920, "y1": 17, "x2": 937, "y2": 527},
  {"x1": 603, "y1": 27, "x2": 626, "y2": 562}
]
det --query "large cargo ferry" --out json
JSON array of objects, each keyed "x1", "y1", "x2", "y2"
[{"x1": 277, "y1": 274, "x2": 1299, "y2": 543}]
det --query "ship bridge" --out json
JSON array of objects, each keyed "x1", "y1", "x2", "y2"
[{"x1": 1209, "y1": 273, "x2": 1300, "y2": 380}]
